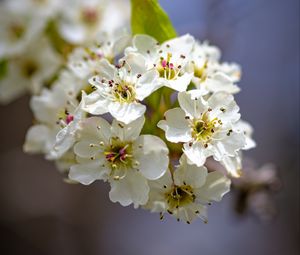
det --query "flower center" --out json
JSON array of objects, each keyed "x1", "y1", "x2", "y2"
[
  {"x1": 21, "y1": 59, "x2": 38, "y2": 78},
  {"x1": 57, "y1": 109, "x2": 74, "y2": 127},
  {"x1": 194, "y1": 60, "x2": 208, "y2": 82},
  {"x1": 166, "y1": 185, "x2": 195, "y2": 209},
  {"x1": 157, "y1": 53, "x2": 181, "y2": 80},
  {"x1": 191, "y1": 111, "x2": 221, "y2": 143},
  {"x1": 9, "y1": 23, "x2": 25, "y2": 40},
  {"x1": 76, "y1": 83, "x2": 95, "y2": 101},
  {"x1": 104, "y1": 140, "x2": 133, "y2": 168},
  {"x1": 112, "y1": 81, "x2": 136, "y2": 103},
  {"x1": 81, "y1": 8, "x2": 99, "y2": 25}
]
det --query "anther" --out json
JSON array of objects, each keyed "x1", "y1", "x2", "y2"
[{"x1": 160, "y1": 212, "x2": 164, "y2": 220}]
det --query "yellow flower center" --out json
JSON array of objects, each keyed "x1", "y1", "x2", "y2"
[
  {"x1": 113, "y1": 81, "x2": 136, "y2": 103},
  {"x1": 191, "y1": 111, "x2": 221, "y2": 144},
  {"x1": 157, "y1": 53, "x2": 182, "y2": 80},
  {"x1": 166, "y1": 185, "x2": 195, "y2": 209}
]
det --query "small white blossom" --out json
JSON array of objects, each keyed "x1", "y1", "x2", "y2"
[
  {"x1": 68, "y1": 30, "x2": 131, "y2": 79},
  {"x1": 57, "y1": 0, "x2": 129, "y2": 44},
  {"x1": 83, "y1": 54, "x2": 159, "y2": 124},
  {"x1": 0, "y1": 37, "x2": 62, "y2": 104},
  {"x1": 145, "y1": 155, "x2": 231, "y2": 223},
  {"x1": 69, "y1": 116, "x2": 169, "y2": 208},
  {"x1": 0, "y1": 4, "x2": 46, "y2": 58},
  {"x1": 189, "y1": 41, "x2": 241, "y2": 95},
  {"x1": 158, "y1": 90, "x2": 246, "y2": 167},
  {"x1": 24, "y1": 83, "x2": 85, "y2": 160},
  {"x1": 125, "y1": 34, "x2": 195, "y2": 92}
]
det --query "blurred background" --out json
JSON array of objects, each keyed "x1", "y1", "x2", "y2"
[{"x1": 0, "y1": 0, "x2": 299, "y2": 254}]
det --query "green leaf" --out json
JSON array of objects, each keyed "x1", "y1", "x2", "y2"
[{"x1": 130, "y1": 0, "x2": 177, "y2": 43}]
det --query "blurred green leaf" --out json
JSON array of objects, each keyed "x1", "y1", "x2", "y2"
[{"x1": 130, "y1": 0, "x2": 177, "y2": 43}]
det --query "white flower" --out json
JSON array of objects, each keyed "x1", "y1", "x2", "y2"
[
  {"x1": 57, "y1": 0, "x2": 130, "y2": 44},
  {"x1": 83, "y1": 54, "x2": 159, "y2": 124},
  {"x1": 0, "y1": 37, "x2": 62, "y2": 104},
  {"x1": 49, "y1": 96, "x2": 86, "y2": 159},
  {"x1": 145, "y1": 155, "x2": 231, "y2": 223},
  {"x1": 0, "y1": 5, "x2": 46, "y2": 58},
  {"x1": 158, "y1": 90, "x2": 246, "y2": 167},
  {"x1": 24, "y1": 84, "x2": 85, "y2": 160},
  {"x1": 189, "y1": 41, "x2": 240, "y2": 95},
  {"x1": 125, "y1": 34, "x2": 195, "y2": 92},
  {"x1": 68, "y1": 29, "x2": 131, "y2": 79},
  {"x1": 69, "y1": 116, "x2": 169, "y2": 208}
]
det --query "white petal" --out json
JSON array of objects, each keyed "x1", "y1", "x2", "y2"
[
  {"x1": 112, "y1": 34, "x2": 132, "y2": 56},
  {"x1": 111, "y1": 116, "x2": 145, "y2": 141},
  {"x1": 178, "y1": 90, "x2": 207, "y2": 119},
  {"x1": 48, "y1": 126, "x2": 76, "y2": 159},
  {"x1": 135, "y1": 69, "x2": 160, "y2": 101},
  {"x1": 78, "y1": 116, "x2": 111, "y2": 144},
  {"x1": 157, "y1": 108, "x2": 191, "y2": 143},
  {"x1": 208, "y1": 91, "x2": 240, "y2": 123},
  {"x1": 81, "y1": 90, "x2": 109, "y2": 115},
  {"x1": 23, "y1": 125, "x2": 53, "y2": 154},
  {"x1": 221, "y1": 153, "x2": 243, "y2": 178},
  {"x1": 131, "y1": 34, "x2": 158, "y2": 55},
  {"x1": 196, "y1": 171, "x2": 231, "y2": 202},
  {"x1": 203, "y1": 72, "x2": 240, "y2": 94},
  {"x1": 98, "y1": 59, "x2": 116, "y2": 79},
  {"x1": 175, "y1": 155, "x2": 208, "y2": 188},
  {"x1": 74, "y1": 140, "x2": 103, "y2": 158},
  {"x1": 69, "y1": 161, "x2": 108, "y2": 185},
  {"x1": 108, "y1": 101, "x2": 146, "y2": 124},
  {"x1": 109, "y1": 170, "x2": 149, "y2": 207},
  {"x1": 134, "y1": 135, "x2": 169, "y2": 180},
  {"x1": 234, "y1": 120, "x2": 256, "y2": 150},
  {"x1": 122, "y1": 53, "x2": 147, "y2": 76},
  {"x1": 183, "y1": 142, "x2": 212, "y2": 167},
  {"x1": 212, "y1": 131, "x2": 246, "y2": 160},
  {"x1": 163, "y1": 72, "x2": 193, "y2": 92},
  {"x1": 162, "y1": 34, "x2": 195, "y2": 57}
]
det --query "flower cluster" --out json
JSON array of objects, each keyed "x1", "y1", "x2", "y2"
[
  {"x1": 0, "y1": 0, "x2": 258, "y2": 224},
  {"x1": 0, "y1": 0, "x2": 129, "y2": 103},
  {"x1": 26, "y1": 32, "x2": 257, "y2": 223}
]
